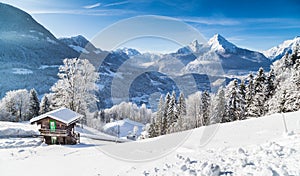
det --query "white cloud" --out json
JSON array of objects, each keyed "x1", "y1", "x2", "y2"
[
  {"x1": 30, "y1": 9, "x2": 136, "y2": 16},
  {"x1": 180, "y1": 17, "x2": 240, "y2": 26},
  {"x1": 104, "y1": 1, "x2": 129, "y2": 7},
  {"x1": 83, "y1": 2, "x2": 101, "y2": 9}
]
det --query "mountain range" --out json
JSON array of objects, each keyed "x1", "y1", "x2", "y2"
[{"x1": 0, "y1": 2, "x2": 299, "y2": 109}]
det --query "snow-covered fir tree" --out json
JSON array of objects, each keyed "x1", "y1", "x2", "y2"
[
  {"x1": 245, "y1": 73, "x2": 254, "y2": 116},
  {"x1": 264, "y1": 69, "x2": 276, "y2": 99},
  {"x1": 148, "y1": 117, "x2": 158, "y2": 138},
  {"x1": 39, "y1": 94, "x2": 51, "y2": 114},
  {"x1": 155, "y1": 95, "x2": 164, "y2": 135},
  {"x1": 227, "y1": 79, "x2": 241, "y2": 121},
  {"x1": 248, "y1": 68, "x2": 266, "y2": 117},
  {"x1": 28, "y1": 89, "x2": 40, "y2": 119},
  {"x1": 174, "y1": 92, "x2": 186, "y2": 131},
  {"x1": 166, "y1": 91, "x2": 177, "y2": 133},
  {"x1": 211, "y1": 87, "x2": 227, "y2": 124},
  {"x1": 178, "y1": 92, "x2": 187, "y2": 117},
  {"x1": 238, "y1": 80, "x2": 246, "y2": 120},
  {"x1": 161, "y1": 93, "x2": 171, "y2": 135},
  {"x1": 200, "y1": 91, "x2": 211, "y2": 126},
  {"x1": 290, "y1": 43, "x2": 299, "y2": 65},
  {"x1": 283, "y1": 59, "x2": 300, "y2": 112}
]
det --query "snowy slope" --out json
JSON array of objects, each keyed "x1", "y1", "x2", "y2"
[
  {"x1": 263, "y1": 36, "x2": 300, "y2": 61},
  {"x1": 59, "y1": 35, "x2": 102, "y2": 55},
  {"x1": 1, "y1": 111, "x2": 300, "y2": 175},
  {"x1": 102, "y1": 118, "x2": 145, "y2": 138}
]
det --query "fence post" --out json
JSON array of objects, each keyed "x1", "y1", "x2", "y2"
[{"x1": 281, "y1": 113, "x2": 288, "y2": 133}]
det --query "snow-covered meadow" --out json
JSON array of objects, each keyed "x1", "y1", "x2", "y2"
[{"x1": 0, "y1": 111, "x2": 300, "y2": 175}]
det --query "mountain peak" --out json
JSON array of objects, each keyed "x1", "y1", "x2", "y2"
[
  {"x1": 59, "y1": 35, "x2": 89, "y2": 48},
  {"x1": 188, "y1": 39, "x2": 202, "y2": 53},
  {"x1": 263, "y1": 36, "x2": 300, "y2": 61},
  {"x1": 116, "y1": 47, "x2": 141, "y2": 57},
  {"x1": 207, "y1": 34, "x2": 237, "y2": 53}
]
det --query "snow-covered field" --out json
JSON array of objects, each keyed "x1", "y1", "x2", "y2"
[{"x1": 1, "y1": 111, "x2": 300, "y2": 176}]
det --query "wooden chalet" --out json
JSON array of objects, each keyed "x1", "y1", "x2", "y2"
[{"x1": 30, "y1": 107, "x2": 82, "y2": 145}]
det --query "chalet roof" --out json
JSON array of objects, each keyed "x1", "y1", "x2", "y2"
[{"x1": 30, "y1": 107, "x2": 83, "y2": 126}]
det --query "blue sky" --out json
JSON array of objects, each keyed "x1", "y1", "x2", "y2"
[{"x1": 1, "y1": 0, "x2": 300, "y2": 52}]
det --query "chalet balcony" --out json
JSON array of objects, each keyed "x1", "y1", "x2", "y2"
[{"x1": 39, "y1": 129, "x2": 70, "y2": 137}]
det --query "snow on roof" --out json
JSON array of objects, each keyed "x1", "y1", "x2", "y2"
[{"x1": 30, "y1": 107, "x2": 83, "y2": 126}]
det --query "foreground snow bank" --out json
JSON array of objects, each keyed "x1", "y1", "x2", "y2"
[
  {"x1": 142, "y1": 134, "x2": 300, "y2": 175},
  {"x1": 0, "y1": 121, "x2": 42, "y2": 149},
  {"x1": 0, "y1": 138, "x2": 43, "y2": 149},
  {"x1": 0, "y1": 111, "x2": 300, "y2": 176},
  {"x1": 0, "y1": 121, "x2": 39, "y2": 137}
]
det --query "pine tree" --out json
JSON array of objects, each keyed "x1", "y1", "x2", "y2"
[
  {"x1": 28, "y1": 89, "x2": 40, "y2": 120},
  {"x1": 264, "y1": 69, "x2": 276, "y2": 99},
  {"x1": 238, "y1": 80, "x2": 246, "y2": 120},
  {"x1": 148, "y1": 117, "x2": 158, "y2": 138},
  {"x1": 249, "y1": 68, "x2": 266, "y2": 117},
  {"x1": 254, "y1": 67, "x2": 266, "y2": 94},
  {"x1": 167, "y1": 91, "x2": 177, "y2": 133},
  {"x1": 39, "y1": 95, "x2": 51, "y2": 114},
  {"x1": 161, "y1": 93, "x2": 171, "y2": 135},
  {"x1": 245, "y1": 73, "x2": 254, "y2": 117},
  {"x1": 175, "y1": 92, "x2": 186, "y2": 131},
  {"x1": 155, "y1": 95, "x2": 164, "y2": 135},
  {"x1": 178, "y1": 92, "x2": 187, "y2": 117},
  {"x1": 201, "y1": 91, "x2": 211, "y2": 126},
  {"x1": 283, "y1": 59, "x2": 300, "y2": 112},
  {"x1": 227, "y1": 79, "x2": 241, "y2": 121},
  {"x1": 290, "y1": 43, "x2": 300, "y2": 65},
  {"x1": 283, "y1": 52, "x2": 292, "y2": 68},
  {"x1": 99, "y1": 110, "x2": 105, "y2": 123},
  {"x1": 211, "y1": 87, "x2": 227, "y2": 123}
]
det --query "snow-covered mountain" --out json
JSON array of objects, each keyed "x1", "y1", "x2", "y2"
[
  {"x1": 0, "y1": 3, "x2": 79, "y2": 97},
  {"x1": 207, "y1": 34, "x2": 237, "y2": 53},
  {"x1": 116, "y1": 47, "x2": 141, "y2": 57},
  {"x1": 182, "y1": 34, "x2": 271, "y2": 75},
  {"x1": 177, "y1": 39, "x2": 203, "y2": 54},
  {"x1": 59, "y1": 35, "x2": 102, "y2": 55},
  {"x1": 263, "y1": 36, "x2": 300, "y2": 61}
]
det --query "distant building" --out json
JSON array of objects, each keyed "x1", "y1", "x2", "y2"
[{"x1": 30, "y1": 107, "x2": 82, "y2": 145}]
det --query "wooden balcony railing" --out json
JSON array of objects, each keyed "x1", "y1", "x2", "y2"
[{"x1": 39, "y1": 129, "x2": 70, "y2": 136}]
